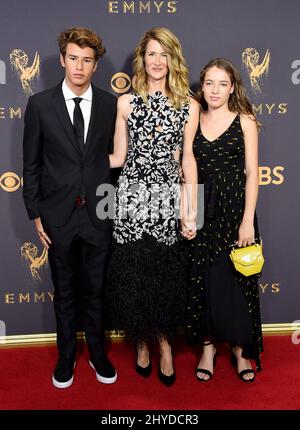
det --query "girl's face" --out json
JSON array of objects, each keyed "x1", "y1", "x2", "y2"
[
  {"x1": 202, "y1": 66, "x2": 234, "y2": 109},
  {"x1": 144, "y1": 39, "x2": 169, "y2": 83}
]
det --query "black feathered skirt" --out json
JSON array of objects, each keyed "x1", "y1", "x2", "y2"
[{"x1": 106, "y1": 234, "x2": 188, "y2": 344}]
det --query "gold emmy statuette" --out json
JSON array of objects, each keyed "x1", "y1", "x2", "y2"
[
  {"x1": 242, "y1": 48, "x2": 270, "y2": 92},
  {"x1": 10, "y1": 49, "x2": 40, "y2": 96},
  {"x1": 21, "y1": 242, "x2": 48, "y2": 282}
]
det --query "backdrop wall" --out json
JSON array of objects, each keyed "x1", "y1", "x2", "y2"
[{"x1": 1, "y1": 0, "x2": 299, "y2": 339}]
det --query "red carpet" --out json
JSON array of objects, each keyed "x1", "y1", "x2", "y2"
[{"x1": 0, "y1": 336, "x2": 299, "y2": 410}]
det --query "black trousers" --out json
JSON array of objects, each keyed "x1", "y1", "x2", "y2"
[{"x1": 44, "y1": 206, "x2": 111, "y2": 359}]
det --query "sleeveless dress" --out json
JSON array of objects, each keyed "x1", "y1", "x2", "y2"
[
  {"x1": 186, "y1": 115, "x2": 263, "y2": 369},
  {"x1": 107, "y1": 91, "x2": 189, "y2": 343}
]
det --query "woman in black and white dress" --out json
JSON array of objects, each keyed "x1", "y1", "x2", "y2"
[{"x1": 107, "y1": 27, "x2": 199, "y2": 385}]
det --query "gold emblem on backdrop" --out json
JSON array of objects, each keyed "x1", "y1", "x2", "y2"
[
  {"x1": 10, "y1": 49, "x2": 40, "y2": 96},
  {"x1": 0, "y1": 172, "x2": 22, "y2": 192},
  {"x1": 111, "y1": 72, "x2": 131, "y2": 93},
  {"x1": 242, "y1": 48, "x2": 270, "y2": 92},
  {"x1": 21, "y1": 242, "x2": 48, "y2": 282}
]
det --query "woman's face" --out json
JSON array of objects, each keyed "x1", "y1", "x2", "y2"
[
  {"x1": 202, "y1": 66, "x2": 234, "y2": 109},
  {"x1": 144, "y1": 39, "x2": 169, "y2": 83}
]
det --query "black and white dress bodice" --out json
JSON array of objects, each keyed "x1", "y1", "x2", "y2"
[{"x1": 113, "y1": 91, "x2": 189, "y2": 245}]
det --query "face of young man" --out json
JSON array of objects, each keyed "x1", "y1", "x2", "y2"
[
  {"x1": 202, "y1": 66, "x2": 234, "y2": 109},
  {"x1": 144, "y1": 39, "x2": 169, "y2": 84},
  {"x1": 60, "y1": 43, "x2": 97, "y2": 94}
]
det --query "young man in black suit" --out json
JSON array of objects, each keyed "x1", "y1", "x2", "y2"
[{"x1": 23, "y1": 27, "x2": 117, "y2": 388}]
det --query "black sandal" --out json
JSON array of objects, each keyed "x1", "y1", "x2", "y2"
[
  {"x1": 231, "y1": 352, "x2": 255, "y2": 383},
  {"x1": 195, "y1": 341, "x2": 217, "y2": 382}
]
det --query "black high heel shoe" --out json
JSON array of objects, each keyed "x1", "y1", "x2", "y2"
[
  {"x1": 136, "y1": 343, "x2": 152, "y2": 378},
  {"x1": 136, "y1": 361, "x2": 152, "y2": 378},
  {"x1": 158, "y1": 351, "x2": 176, "y2": 387},
  {"x1": 231, "y1": 351, "x2": 255, "y2": 383},
  {"x1": 158, "y1": 367, "x2": 176, "y2": 387}
]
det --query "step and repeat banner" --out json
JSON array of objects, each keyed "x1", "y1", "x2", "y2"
[{"x1": 0, "y1": 0, "x2": 299, "y2": 338}]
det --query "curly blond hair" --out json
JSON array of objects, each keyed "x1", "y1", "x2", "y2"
[
  {"x1": 58, "y1": 27, "x2": 105, "y2": 61},
  {"x1": 132, "y1": 27, "x2": 190, "y2": 109}
]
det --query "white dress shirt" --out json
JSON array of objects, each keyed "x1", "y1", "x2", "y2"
[{"x1": 62, "y1": 79, "x2": 93, "y2": 143}]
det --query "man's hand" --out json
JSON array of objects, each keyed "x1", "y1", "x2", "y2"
[{"x1": 34, "y1": 217, "x2": 52, "y2": 249}]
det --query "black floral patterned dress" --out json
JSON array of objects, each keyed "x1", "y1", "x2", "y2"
[
  {"x1": 107, "y1": 91, "x2": 189, "y2": 343},
  {"x1": 186, "y1": 116, "x2": 263, "y2": 369}
]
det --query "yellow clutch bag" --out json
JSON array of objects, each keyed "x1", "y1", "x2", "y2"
[{"x1": 229, "y1": 241, "x2": 264, "y2": 277}]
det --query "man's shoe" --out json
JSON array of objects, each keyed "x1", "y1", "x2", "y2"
[
  {"x1": 89, "y1": 355, "x2": 117, "y2": 384},
  {"x1": 52, "y1": 356, "x2": 76, "y2": 389}
]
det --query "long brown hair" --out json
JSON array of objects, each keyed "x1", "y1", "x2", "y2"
[
  {"x1": 132, "y1": 27, "x2": 190, "y2": 109},
  {"x1": 197, "y1": 58, "x2": 260, "y2": 127}
]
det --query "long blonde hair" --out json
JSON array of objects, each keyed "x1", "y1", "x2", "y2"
[
  {"x1": 197, "y1": 58, "x2": 260, "y2": 128},
  {"x1": 132, "y1": 27, "x2": 190, "y2": 109}
]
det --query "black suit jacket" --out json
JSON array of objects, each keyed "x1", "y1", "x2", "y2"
[{"x1": 23, "y1": 83, "x2": 117, "y2": 230}]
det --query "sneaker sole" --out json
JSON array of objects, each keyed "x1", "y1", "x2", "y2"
[
  {"x1": 52, "y1": 375, "x2": 74, "y2": 389},
  {"x1": 52, "y1": 362, "x2": 76, "y2": 389},
  {"x1": 89, "y1": 360, "x2": 117, "y2": 384}
]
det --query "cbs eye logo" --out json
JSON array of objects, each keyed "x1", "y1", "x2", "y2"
[
  {"x1": 0, "y1": 172, "x2": 23, "y2": 192},
  {"x1": 111, "y1": 72, "x2": 131, "y2": 94}
]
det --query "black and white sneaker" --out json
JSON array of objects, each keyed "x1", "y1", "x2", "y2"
[
  {"x1": 52, "y1": 356, "x2": 76, "y2": 389},
  {"x1": 89, "y1": 355, "x2": 117, "y2": 384}
]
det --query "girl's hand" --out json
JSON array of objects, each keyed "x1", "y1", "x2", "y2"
[
  {"x1": 237, "y1": 221, "x2": 255, "y2": 247},
  {"x1": 180, "y1": 214, "x2": 197, "y2": 240}
]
